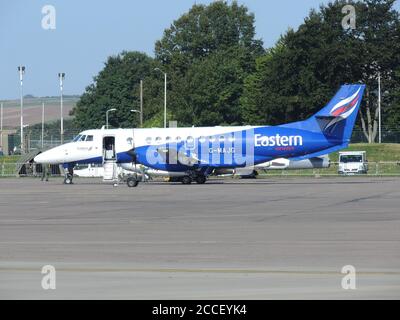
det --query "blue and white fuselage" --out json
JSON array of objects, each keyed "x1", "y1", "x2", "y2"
[{"x1": 34, "y1": 84, "x2": 365, "y2": 184}]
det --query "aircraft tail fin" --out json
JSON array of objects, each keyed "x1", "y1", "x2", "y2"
[
  {"x1": 313, "y1": 84, "x2": 365, "y2": 142},
  {"x1": 284, "y1": 84, "x2": 366, "y2": 144}
]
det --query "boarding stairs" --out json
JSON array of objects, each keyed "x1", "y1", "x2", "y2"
[{"x1": 103, "y1": 160, "x2": 118, "y2": 182}]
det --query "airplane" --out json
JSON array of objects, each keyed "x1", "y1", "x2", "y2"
[{"x1": 34, "y1": 84, "x2": 365, "y2": 187}]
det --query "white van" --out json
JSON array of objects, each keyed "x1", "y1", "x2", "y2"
[{"x1": 338, "y1": 151, "x2": 368, "y2": 175}]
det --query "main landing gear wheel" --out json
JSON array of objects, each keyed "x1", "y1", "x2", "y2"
[
  {"x1": 195, "y1": 175, "x2": 207, "y2": 184},
  {"x1": 64, "y1": 173, "x2": 73, "y2": 185},
  {"x1": 127, "y1": 176, "x2": 139, "y2": 188},
  {"x1": 181, "y1": 176, "x2": 192, "y2": 185}
]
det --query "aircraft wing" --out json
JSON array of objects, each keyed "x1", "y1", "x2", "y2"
[{"x1": 156, "y1": 147, "x2": 204, "y2": 167}]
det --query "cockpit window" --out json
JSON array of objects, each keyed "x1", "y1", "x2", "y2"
[
  {"x1": 72, "y1": 135, "x2": 82, "y2": 142},
  {"x1": 72, "y1": 134, "x2": 90, "y2": 142}
]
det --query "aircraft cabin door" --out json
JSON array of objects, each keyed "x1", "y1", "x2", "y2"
[
  {"x1": 102, "y1": 136, "x2": 117, "y2": 182},
  {"x1": 103, "y1": 136, "x2": 117, "y2": 162},
  {"x1": 103, "y1": 136, "x2": 116, "y2": 161}
]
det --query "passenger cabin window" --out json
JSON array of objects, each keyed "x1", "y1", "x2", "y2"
[
  {"x1": 86, "y1": 135, "x2": 93, "y2": 142},
  {"x1": 199, "y1": 136, "x2": 206, "y2": 143},
  {"x1": 219, "y1": 135, "x2": 225, "y2": 142},
  {"x1": 155, "y1": 137, "x2": 162, "y2": 143},
  {"x1": 176, "y1": 136, "x2": 181, "y2": 142},
  {"x1": 79, "y1": 135, "x2": 86, "y2": 142},
  {"x1": 165, "y1": 136, "x2": 171, "y2": 142},
  {"x1": 145, "y1": 137, "x2": 152, "y2": 144},
  {"x1": 209, "y1": 136, "x2": 216, "y2": 142},
  {"x1": 186, "y1": 136, "x2": 194, "y2": 143}
]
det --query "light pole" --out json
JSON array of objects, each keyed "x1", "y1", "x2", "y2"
[
  {"x1": 0, "y1": 102, "x2": 3, "y2": 149},
  {"x1": 58, "y1": 72, "x2": 65, "y2": 144},
  {"x1": 18, "y1": 65, "x2": 25, "y2": 153},
  {"x1": 140, "y1": 79, "x2": 143, "y2": 127},
  {"x1": 23, "y1": 124, "x2": 29, "y2": 152},
  {"x1": 41, "y1": 102, "x2": 45, "y2": 149},
  {"x1": 378, "y1": 72, "x2": 382, "y2": 144},
  {"x1": 130, "y1": 109, "x2": 142, "y2": 127},
  {"x1": 106, "y1": 108, "x2": 116, "y2": 129},
  {"x1": 154, "y1": 68, "x2": 167, "y2": 128}
]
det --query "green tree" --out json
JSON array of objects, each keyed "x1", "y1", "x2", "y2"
[
  {"x1": 72, "y1": 51, "x2": 155, "y2": 129},
  {"x1": 155, "y1": 1, "x2": 264, "y2": 126},
  {"x1": 241, "y1": 0, "x2": 400, "y2": 143},
  {"x1": 155, "y1": 1, "x2": 263, "y2": 74},
  {"x1": 384, "y1": 66, "x2": 400, "y2": 139},
  {"x1": 175, "y1": 46, "x2": 254, "y2": 126}
]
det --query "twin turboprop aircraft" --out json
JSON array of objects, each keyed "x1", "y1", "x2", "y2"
[{"x1": 34, "y1": 84, "x2": 365, "y2": 186}]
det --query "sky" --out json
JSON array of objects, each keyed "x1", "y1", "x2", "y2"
[{"x1": 1, "y1": 0, "x2": 399, "y2": 100}]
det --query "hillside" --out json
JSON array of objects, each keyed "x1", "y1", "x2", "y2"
[{"x1": 1, "y1": 96, "x2": 79, "y2": 129}]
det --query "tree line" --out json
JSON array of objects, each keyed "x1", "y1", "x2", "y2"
[{"x1": 71, "y1": 0, "x2": 400, "y2": 143}]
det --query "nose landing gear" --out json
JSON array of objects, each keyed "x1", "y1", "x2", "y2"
[
  {"x1": 63, "y1": 166, "x2": 74, "y2": 184},
  {"x1": 64, "y1": 173, "x2": 73, "y2": 184}
]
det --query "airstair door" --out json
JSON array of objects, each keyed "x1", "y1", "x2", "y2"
[{"x1": 102, "y1": 136, "x2": 117, "y2": 182}]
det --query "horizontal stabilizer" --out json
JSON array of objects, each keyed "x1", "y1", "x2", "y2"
[{"x1": 289, "y1": 143, "x2": 348, "y2": 161}]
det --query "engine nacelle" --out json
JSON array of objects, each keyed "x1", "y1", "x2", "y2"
[{"x1": 120, "y1": 163, "x2": 186, "y2": 177}]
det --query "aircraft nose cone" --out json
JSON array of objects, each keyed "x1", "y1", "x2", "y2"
[
  {"x1": 34, "y1": 150, "x2": 56, "y2": 164},
  {"x1": 34, "y1": 145, "x2": 69, "y2": 164},
  {"x1": 34, "y1": 153, "x2": 46, "y2": 163}
]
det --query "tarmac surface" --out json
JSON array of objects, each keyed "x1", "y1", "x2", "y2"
[{"x1": 0, "y1": 177, "x2": 399, "y2": 299}]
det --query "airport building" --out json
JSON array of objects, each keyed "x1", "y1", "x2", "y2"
[{"x1": 0, "y1": 129, "x2": 17, "y2": 155}]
